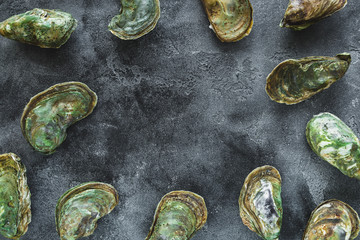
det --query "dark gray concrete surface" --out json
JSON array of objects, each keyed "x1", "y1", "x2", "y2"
[{"x1": 0, "y1": 0, "x2": 360, "y2": 239}]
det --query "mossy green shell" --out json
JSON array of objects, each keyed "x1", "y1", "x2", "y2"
[
  {"x1": 280, "y1": 0, "x2": 347, "y2": 30},
  {"x1": 0, "y1": 8, "x2": 77, "y2": 48},
  {"x1": 0, "y1": 153, "x2": 31, "y2": 240},
  {"x1": 306, "y1": 112, "x2": 360, "y2": 179},
  {"x1": 239, "y1": 165, "x2": 282, "y2": 240},
  {"x1": 146, "y1": 191, "x2": 207, "y2": 240},
  {"x1": 55, "y1": 182, "x2": 119, "y2": 240},
  {"x1": 201, "y1": 0, "x2": 253, "y2": 42},
  {"x1": 20, "y1": 82, "x2": 97, "y2": 154},
  {"x1": 303, "y1": 200, "x2": 360, "y2": 240},
  {"x1": 108, "y1": 0, "x2": 160, "y2": 40},
  {"x1": 266, "y1": 53, "x2": 351, "y2": 105}
]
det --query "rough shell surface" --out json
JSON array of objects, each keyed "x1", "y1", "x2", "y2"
[
  {"x1": 20, "y1": 82, "x2": 97, "y2": 154},
  {"x1": 266, "y1": 53, "x2": 351, "y2": 105},
  {"x1": 0, "y1": 153, "x2": 31, "y2": 240},
  {"x1": 303, "y1": 199, "x2": 360, "y2": 240},
  {"x1": 201, "y1": 0, "x2": 253, "y2": 42},
  {"x1": 239, "y1": 165, "x2": 282, "y2": 240},
  {"x1": 108, "y1": 0, "x2": 160, "y2": 40},
  {"x1": 306, "y1": 112, "x2": 360, "y2": 179},
  {"x1": 0, "y1": 8, "x2": 77, "y2": 48},
  {"x1": 55, "y1": 182, "x2": 119, "y2": 240},
  {"x1": 146, "y1": 190, "x2": 207, "y2": 240},
  {"x1": 280, "y1": 0, "x2": 347, "y2": 30}
]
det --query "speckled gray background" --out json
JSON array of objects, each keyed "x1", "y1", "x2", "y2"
[{"x1": 0, "y1": 0, "x2": 360, "y2": 239}]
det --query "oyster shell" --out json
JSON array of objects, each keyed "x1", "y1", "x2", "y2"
[
  {"x1": 108, "y1": 0, "x2": 160, "y2": 40},
  {"x1": 303, "y1": 199, "x2": 360, "y2": 240},
  {"x1": 21, "y1": 82, "x2": 97, "y2": 154},
  {"x1": 239, "y1": 165, "x2": 282, "y2": 240},
  {"x1": 306, "y1": 112, "x2": 360, "y2": 179},
  {"x1": 0, "y1": 153, "x2": 31, "y2": 239},
  {"x1": 280, "y1": 0, "x2": 347, "y2": 30},
  {"x1": 55, "y1": 182, "x2": 119, "y2": 240},
  {"x1": 201, "y1": 0, "x2": 253, "y2": 42},
  {"x1": 146, "y1": 190, "x2": 207, "y2": 240},
  {"x1": 0, "y1": 8, "x2": 77, "y2": 48},
  {"x1": 266, "y1": 53, "x2": 351, "y2": 105}
]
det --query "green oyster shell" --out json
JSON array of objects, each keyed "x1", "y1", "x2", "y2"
[
  {"x1": 239, "y1": 165, "x2": 282, "y2": 240},
  {"x1": 280, "y1": 0, "x2": 347, "y2": 30},
  {"x1": 108, "y1": 0, "x2": 160, "y2": 40},
  {"x1": 201, "y1": 0, "x2": 253, "y2": 42},
  {"x1": 306, "y1": 112, "x2": 360, "y2": 179},
  {"x1": 20, "y1": 82, "x2": 97, "y2": 154},
  {"x1": 266, "y1": 53, "x2": 351, "y2": 105},
  {"x1": 146, "y1": 191, "x2": 207, "y2": 240},
  {"x1": 0, "y1": 153, "x2": 31, "y2": 240},
  {"x1": 0, "y1": 8, "x2": 77, "y2": 48},
  {"x1": 55, "y1": 182, "x2": 119, "y2": 240},
  {"x1": 303, "y1": 200, "x2": 360, "y2": 240}
]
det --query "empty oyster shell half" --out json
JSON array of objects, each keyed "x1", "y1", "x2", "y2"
[
  {"x1": 109, "y1": 0, "x2": 160, "y2": 40},
  {"x1": 306, "y1": 112, "x2": 360, "y2": 179},
  {"x1": 0, "y1": 8, "x2": 77, "y2": 48},
  {"x1": 55, "y1": 182, "x2": 119, "y2": 240},
  {"x1": 239, "y1": 165, "x2": 282, "y2": 240},
  {"x1": 146, "y1": 190, "x2": 207, "y2": 240},
  {"x1": 21, "y1": 82, "x2": 97, "y2": 154},
  {"x1": 266, "y1": 53, "x2": 351, "y2": 105},
  {"x1": 0, "y1": 153, "x2": 31, "y2": 239},
  {"x1": 280, "y1": 0, "x2": 347, "y2": 30},
  {"x1": 201, "y1": 0, "x2": 253, "y2": 42},
  {"x1": 303, "y1": 200, "x2": 360, "y2": 240}
]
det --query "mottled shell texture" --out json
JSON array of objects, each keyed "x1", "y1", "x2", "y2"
[
  {"x1": 239, "y1": 165, "x2": 282, "y2": 240},
  {"x1": 21, "y1": 82, "x2": 97, "y2": 154},
  {"x1": 280, "y1": 0, "x2": 347, "y2": 30},
  {"x1": 146, "y1": 191, "x2": 208, "y2": 240},
  {"x1": 306, "y1": 112, "x2": 360, "y2": 179},
  {"x1": 0, "y1": 8, "x2": 77, "y2": 48},
  {"x1": 55, "y1": 182, "x2": 119, "y2": 240},
  {"x1": 201, "y1": 0, "x2": 253, "y2": 42},
  {"x1": 0, "y1": 153, "x2": 31, "y2": 239},
  {"x1": 266, "y1": 53, "x2": 351, "y2": 105},
  {"x1": 109, "y1": 0, "x2": 160, "y2": 40},
  {"x1": 303, "y1": 200, "x2": 360, "y2": 240}
]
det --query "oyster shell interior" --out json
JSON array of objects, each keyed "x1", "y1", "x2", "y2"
[
  {"x1": 20, "y1": 82, "x2": 97, "y2": 154},
  {"x1": 266, "y1": 53, "x2": 351, "y2": 105},
  {"x1": 0, "y1": 153, "x2": 31, "y2": 239},
  {"x1": 303, "y1": 200, "x2": 360, "y2": 240},
  {"x1": 146, "y1": 190, "x2": 207, "y2": 240},
  {"x1": 239, "y1": 165, "x2": 282, "y2": 240},
  {"x1": 55, "y1": 182, "x2": 119, "y2": 240},
  {"x1": 280, "y1": 0, "x2": 348, "y2": 30},
  {"x1": 108, "y1": 0, "x2": 160, "y2": 40},
  {"x1": 201, "y1": 0, "x2": 253, "y2": 42},
  {"x1": 0, "y1": 8, "x2": 77, "y2": 48}
]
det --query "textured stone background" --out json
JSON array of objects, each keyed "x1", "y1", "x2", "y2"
[{"x1": 0, "y1": 0, "x2": 360, "y2": 239}]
